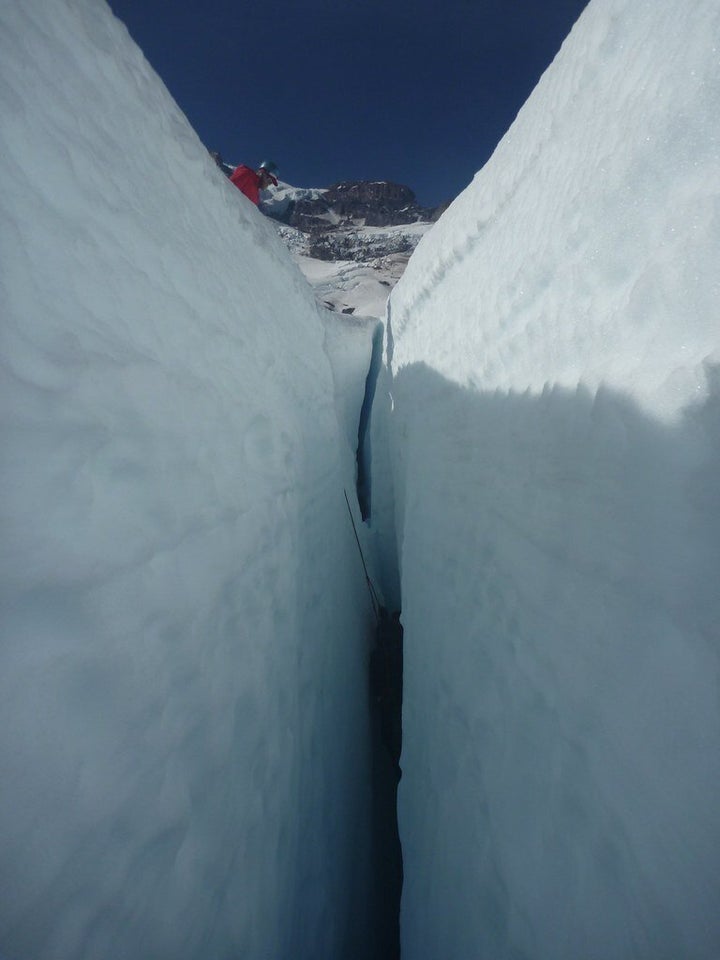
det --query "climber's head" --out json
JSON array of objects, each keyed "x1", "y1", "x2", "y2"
[{"x1": 258, "y1": 160, "x2": 279, "y2": 188}]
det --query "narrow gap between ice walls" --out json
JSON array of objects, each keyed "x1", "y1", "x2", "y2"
[
  {"x1": 356, "y1": 321, "x2": 384, "y2": 521},
  {"x1": 353, "y1": 319, "x2": 404, "y2": 960}
]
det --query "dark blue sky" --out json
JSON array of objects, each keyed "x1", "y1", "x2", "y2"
[{"x1": 109, "y1": 0, "x2": 589, "y2": 207}]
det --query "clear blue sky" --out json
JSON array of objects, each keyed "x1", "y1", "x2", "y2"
[{"x1": 109, "y1": 0, "x2": 589, "y2": 207}]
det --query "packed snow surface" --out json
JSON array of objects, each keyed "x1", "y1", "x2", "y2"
[
  {"x1": 296, "y1": 248, "x2": 415, "y2": 320},
  {"x1": 261, "y1": 180, "x2": 328, "y2": 221},
  {"x1": 276, "y1": 218, "x2": 432, "y2": 319},
  {"x1": 386, "y1": 0, "x2": 720, "y2": 958},
  {"x1": 0, "y1": 2, "x2": 378, "y2": 958}
]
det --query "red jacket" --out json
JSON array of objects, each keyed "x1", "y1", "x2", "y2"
[{"x1": 230, "y1": 165, "x2": 261, "y2": 205}]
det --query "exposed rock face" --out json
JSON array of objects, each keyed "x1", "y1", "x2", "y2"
[
  {"x1": 322, "y1": 181, "x2": 422, "y2": 227},
  {"x1": 327, "y1": 180, "x2": 416, "y2": 205},
  {"x1": 266, "y1": 179, "x2": 445, "y2": 234},
  {"x1": 306, "y1": 226, "x2": 418, "y2": 263},
  {"x1": 284, "y1": 197, "x2": 332, "y2": 234}
]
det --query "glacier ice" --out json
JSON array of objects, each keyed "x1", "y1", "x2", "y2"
[
  {"x1": 0, "y1": 2, "x2": 377, "y2": 958},
  {"x1": 387, "y1": 1, "x2": 720, "y2": 957}
]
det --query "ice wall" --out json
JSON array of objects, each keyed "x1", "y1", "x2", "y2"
[
  {"x1": 0, "y1": 3, "x2": 375, "y2": 958},
  {"x1": 387, "y1": 0, "x2": 720, "y2": 957}
]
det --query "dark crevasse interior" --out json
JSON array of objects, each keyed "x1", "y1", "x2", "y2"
[
  {"x1": 369, "y1": 609, "x2": 404, "y2": 960},
  {"x1": 356, "y1": 322, "x2": 385, "y2": 522},
  {"x1": 354, "y1": 320, "x2": 404, "y2": 959}
]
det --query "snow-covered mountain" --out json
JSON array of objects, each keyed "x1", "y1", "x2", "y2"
[
  {"x1": 215, "y1": 165, "x2": 443, "y2": 317},
  {"x1": 266, "y1": 178, "x2": 445, "y2": 317},
  {"x1": 265, "y1": 178, "x2": 444, "y2": 231},
  {"x1": 2, "y1": 1, "x2": 719, "y2": 959}
]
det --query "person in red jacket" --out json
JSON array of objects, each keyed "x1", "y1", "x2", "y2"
[{"x1": 230, "y1": 160, "x2": 279, "y2": 205}]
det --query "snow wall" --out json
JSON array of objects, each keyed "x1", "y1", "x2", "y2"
[
  {"x1": 386, "y1": 0, "x2": 720, "y2": 957},
  {"x1": 0, "y1": 2, "x2": 378, "y2": 958}
]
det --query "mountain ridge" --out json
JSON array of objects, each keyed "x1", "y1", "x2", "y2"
[{"x1": 263, "y1": 177, "x2": 449, "y2": 318}]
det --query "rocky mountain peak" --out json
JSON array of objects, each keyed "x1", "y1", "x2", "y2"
[
  {"x1": 265, "y1": 178, "x2": 445, "y2": 232},
  {"x1": 325, "y1": 179, "x2": 416, "y2": 206}
]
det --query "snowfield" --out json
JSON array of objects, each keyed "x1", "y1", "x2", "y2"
[{"x1": 1, "y1": 0, "x2": 719, "y2": 958}]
